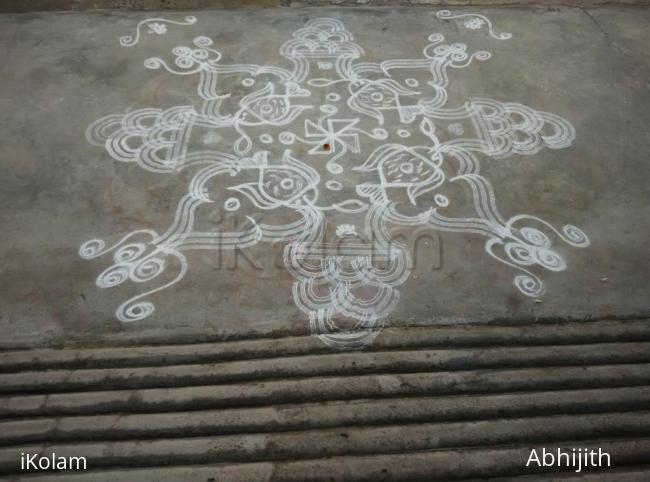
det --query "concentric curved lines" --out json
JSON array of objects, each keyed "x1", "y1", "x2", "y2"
[
  {"x1": 183, "y1": 150, "x2": 239, "y2": 169},
  {"x1": 257, "y1": 218, "x2": 307, "y2": 242},
  {"x1": 331, "y1": 283, "x2": 400, "y2": 320},
  {"x1": 434, "y1": 211, "x2": 501, "y2": 238},
  {"x1": 288, "y1": 57, "x2": 310, "y2": 83},
  {"x1": 157, "y1": 195, "x2": 206, "y2": 246},
  {"x1": 85, "y1": 114, "x2": 124, "y2": 147},
  {"x1": 209, "y1": 63, "x2": 293, "y2": 81},
  {"x1": 380, "y1": 203, "x2": 430, "y2": 228},
  {"x1": 308, "y1": 303, "x2": 385, "y2": 351},
  {"x1": 365, "y1": 203, "x2": 395, "y2": 245},
  {"x1": 359, "y1": 253, "x2": 411, "y2": 286},
  {"x1": 198, "y1": 69, "x2": 220, "y2": 100},
  {"x1": 323, "y1": 258, "x2": 373, "y2": 284},
  {"x1": 315, "y1": 326, "x2": 383, "y2": 351},
  {"x1": 157, "y1": 163, "x2": 240, "y2": 244},
  {"x1": 86, "y1": 106, "x2": 198, "y2": 172},
  {"x1": 439, "y1": 144, "x2": 481, "y2": 175},
  {"x1": 454, "y1": 173, "x2": 505, "y2": 226},
  {"x1": 335, "y1": 56, "x2": 356, "y2": 80},
  {"x1": 465, "y1": 98, "x2": 576, "y2": 157},
  {"x1": 179, "y1": 227, "x2": 262, "y2": 250},
  {"x1": 381, "y1": 59, "x2": 431, "y2": 75},
  {"x1": 350, "y1": 62, "x2": 382, "y2": 76},
  {"x1": 293, "y1": 279, "x2": 331, "y2": 311},
  {"x1": 429, "y1": 56, "x2": 453, "y2": 88},
  {"x1": 539, "y1": 111, "x2": 576, "y2": 149},
  {"x1": 188, "y1": 163, "x2": 237, "y2": 198}
]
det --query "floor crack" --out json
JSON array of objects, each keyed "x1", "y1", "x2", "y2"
[{"x1": 579, "y1": 7, "x2": 626, "y2": 56}]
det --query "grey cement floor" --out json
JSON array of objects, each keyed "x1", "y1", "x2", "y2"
[{"x1": 0, "y1": 6, "x2": 648, "y2": 349}]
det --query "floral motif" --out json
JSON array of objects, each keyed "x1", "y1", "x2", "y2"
[
  {"x1": 147, "y1": 22, "x2": 167, "y2": 35},
  {"x1": 448, "y1": 122, "x2": 464, "y2": 135},
  {"x1": 464, "y1": 18, "x2": 485, "y2": 30},
  {"x1": 336, "y1": 224, "x2": 357, "y2": 237}
]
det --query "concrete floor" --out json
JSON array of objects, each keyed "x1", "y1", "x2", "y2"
[{"x1": 0, "y1": 6, "x2": 648, "y2": 349}]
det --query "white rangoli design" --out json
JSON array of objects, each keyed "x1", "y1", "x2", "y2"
[{"x1": 80, "y1": 13, "x2": 590, "y2": 349}]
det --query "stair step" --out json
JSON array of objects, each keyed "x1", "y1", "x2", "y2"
[
  {"x1": 2, "y1": 386, "x2": 649, "y2": 446},
  {"x1": 2, "y1": 319, "x2": 649, "y2": 373},
  {"x1": 1, "y1": 412, "x2": 650, "y2": 473},
  {"x1": 2, "y1": 363, "x2": 649, "y2": 418},
  {"x1": 2, "y1": 342, "x2": 650, "y2": 395}
]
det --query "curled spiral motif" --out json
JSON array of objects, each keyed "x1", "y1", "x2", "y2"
[
  {"x1": 132, "y1": 258, "x2": 166, "y2": 282},
  {"x1": 562, "y1": 225, "x2": 590, "y2": 247},
  {"x1": 505, "y1": 242, "x2": 534, "y2": 265},
  {"x1": 534, "y1": 248, "x2": 566, "y2": 271},
  {"x1": 473, "y1": 51, "x2": 492, "y2": 61},
  {"x1": 79, "y1": 239, "x2": 106, "y2": 259},
  {"x1": 519, "y1": 227, "x2": 550, "y2": 247},
  {"x1": 144, "y1": 58, "x2": 164, "y2": 70},
  {"x1": 97, "y1": 266, "x2": 130, "y2": 288},
  {"x1": 114, "y1": 243, "x2": 147, "y2": 264},
  {"x1": 427, "y1": 33, "x2": 444, "y2": 44},
  {"x1": 193, "y1": 36, "x2": 213, "y2": 48},
  {"x1": 514, "y1": 274, "x2": 544, "y2": 297},
  {"x1": 117, "y1": 300, "x2": 155, "y2": 322}
]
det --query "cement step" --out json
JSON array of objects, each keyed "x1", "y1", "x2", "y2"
[
  {"x1": 2, "y1": 386, "x2": 649, "y2": 446},
  {"x1": 1, "y1": 320, "x2": 649, "y2": 479},
  {"x1": 2, "y1": 411, "x2": 650, "y2": 473},
  {"x1": 3, "y1": 363, "x2": 650, "y2": 418},
  {"x1": 3, "y1": 342, "x2": 650, "y2": 394},
  {"x1": 3, "y1": 319, "x2": 649, "y2": 372}
]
